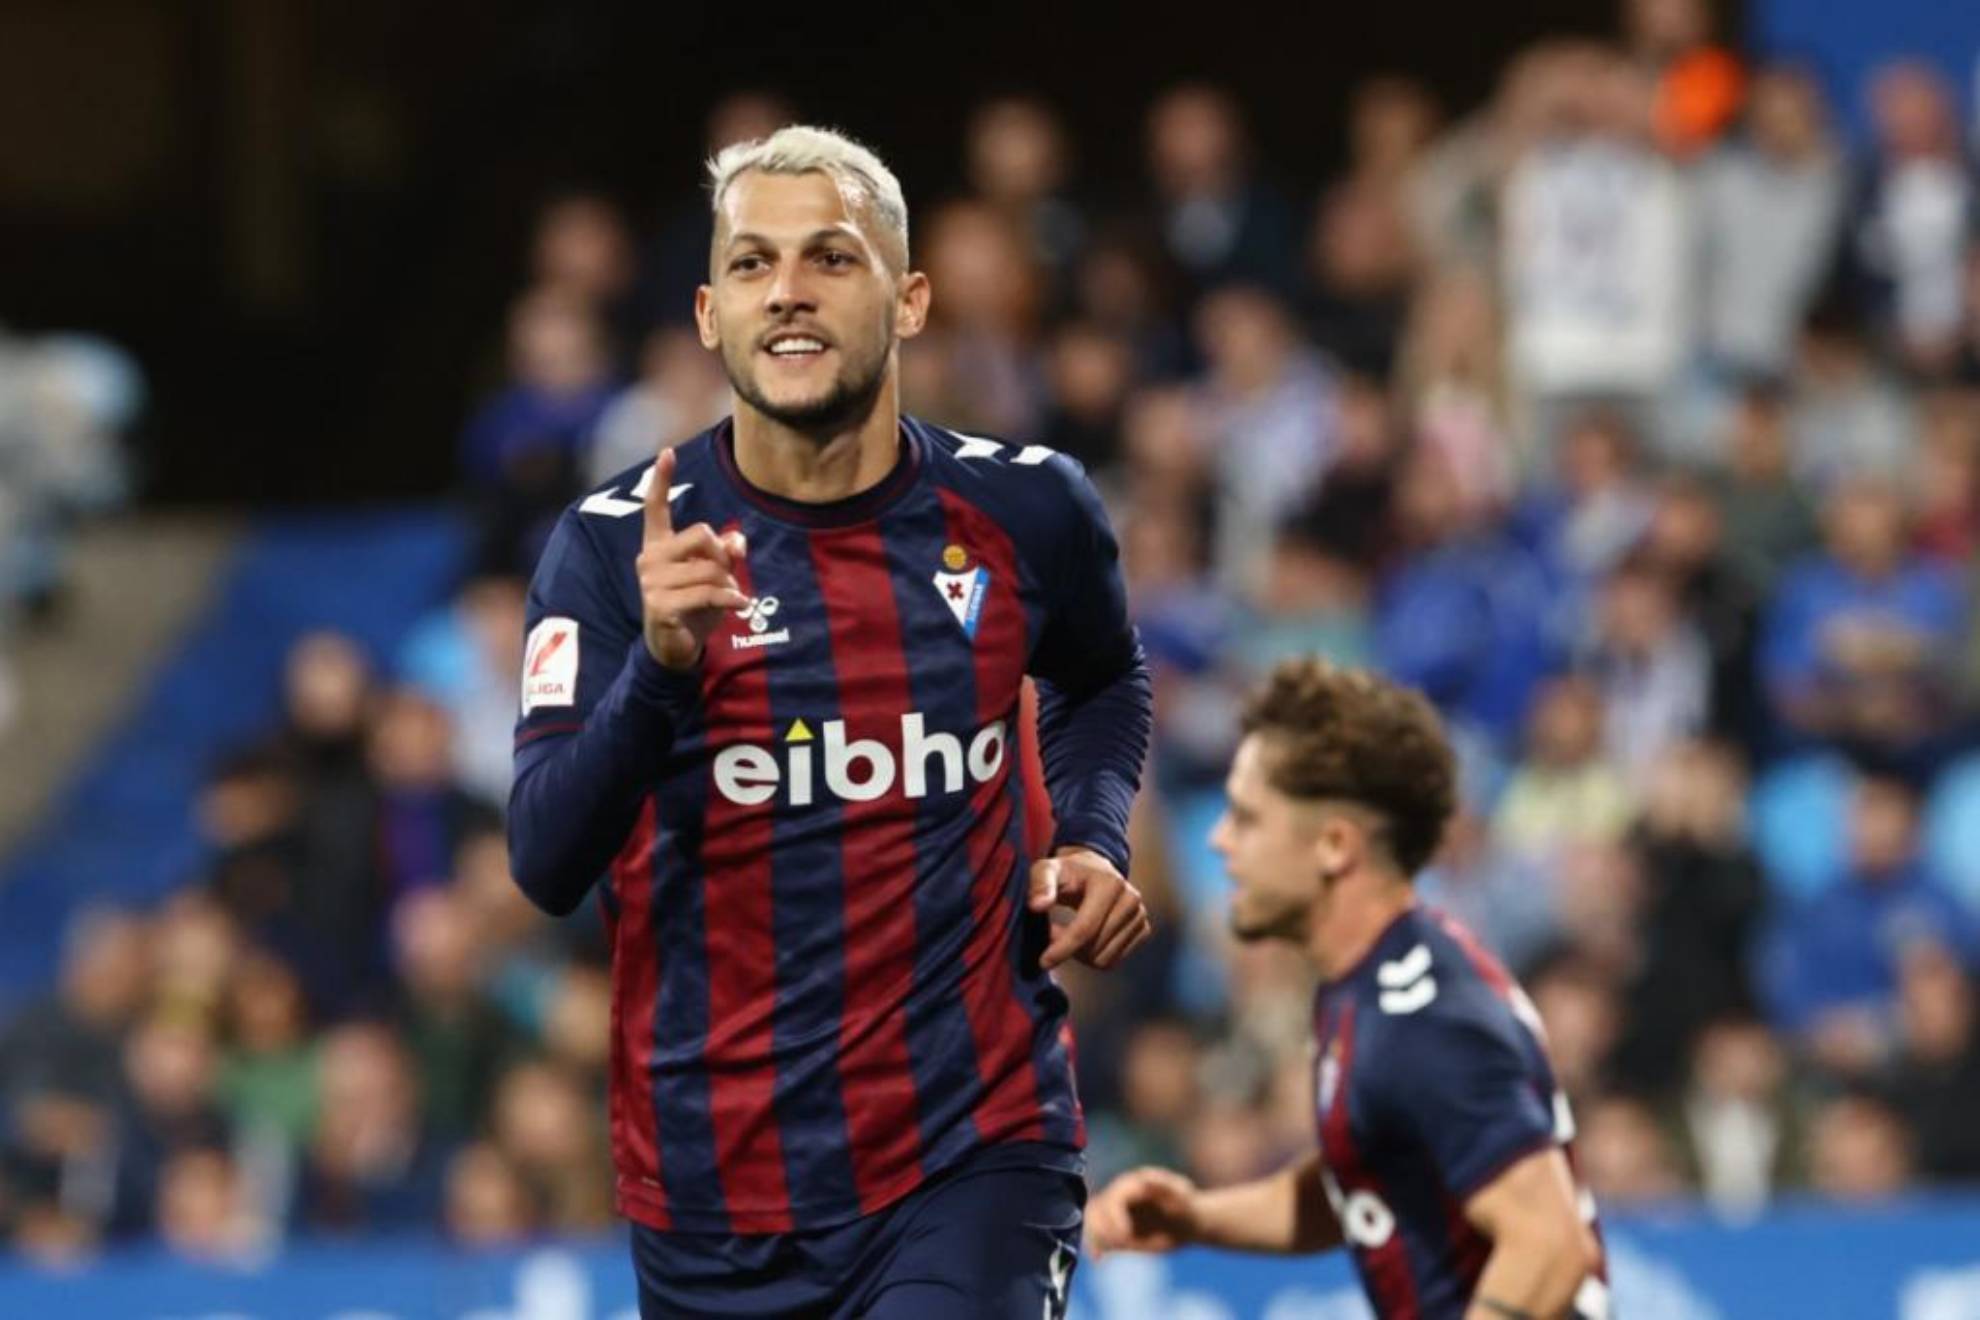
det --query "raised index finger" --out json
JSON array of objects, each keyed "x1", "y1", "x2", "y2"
[{"x1": 643, "y1": 445, "x2": 676, "y2": 547}]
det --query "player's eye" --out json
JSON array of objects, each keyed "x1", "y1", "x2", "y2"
[
  {"x1": 817, "y1": 249, "x2": 855, "y2": 269},
  {"x1": 730, "y1": 254, "x2": 767, "y2": 274}
]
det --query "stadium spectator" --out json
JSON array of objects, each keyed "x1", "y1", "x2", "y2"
[
  {"x1": 0, "y1": 907, "x2": 151, "y2": 1247},
  {"x1": 584, "y1": 326, "x2": 730, "y2": 486},
  {"x1": 1577, "y1": 558, "x2": 1711, "y2": 783},
  {"x1": 528, "y1": 194, "x2": 640, "y2": 361},
  {"x1": 1575, "y1": 1095, "x2": 1688, "y2": 1205},
  {"x1": 1888, "y1": 940, "x2": 1980, "y2": 1183},
  {"x1": 1709, "y1": 379, "x2": 1821, "y2": 596},
  {"x1": 397, "y1": 573, "x2": 530, "y2": 808},
  {"x1": 902, "y1": 199, "x2": 1046, "y2": 438},
  {"x1": 1623, "y1": 0, "x2": 1744, "y2": 158},
  {"x1": 1806, "y1": 1090, "x2": 1915, "y2": 1201},
  {"x1": 1192, "y1": 285, "x2": 1339, "y2": 595},
  {"x1": 366, "y1": 687, "x2": 488, "y2": 911},
  {"x1": 1229, "y1": 527, "x2": 1370, "y2": 681},
  {"x1": 157, "y1": 1146, "x2": 259, "y2": 1259},
  {"x1": 391, "y1": 888, "x2": 519, "y2": 1141},
  {"x1": 1676, "y1": 1017, "x2": 1802, "y2": 1217},
  {"x1": 1512, "y1": 407, "x2": 1657, "y2": 620},
  {"x1": 1069, "y1": 228, "x2": 1192, "y2": 381},
  {"x1": 1036, "y1": 320, "x2": 1135, "y2": 474},
  {"x1": 1611, "y1": 740, "x2": 1765, "y2": 1089},
  {"x1": 1145, "y1": 85, "x2": 1299, "y2": 302},
  {"x1": 443, "y1": 1142, "x2": 540, "y2": 1246},
  {"x1": 965, "y1": 96, "x2": 1088, "y2": 299},
  {"x1": 1416, "y1": 804, "x2": 1556, "y2": 974},
  {"x1": 1500, "y1": 46, "x2": 1690, "y2": 455},
  {"x1": 1845, "y1": 62, "x2": 1977, "y2": 378},
  {"x1": 111, "y1": 1012, "x2": 230, "y2": 1238},
  {"x1": 1375, "y1": 443, "x2": 1557, "y2": 751},
  {"x1": 1910, "y1": 389, "x2": 1980, "y2": 562},
  {"x1": 1759, "y1": 479, "x2": 1966, "y2": 764},
  {"x1": 1298, "y1": 178, "x2": 1415, "y2": 377},
  {"x1": 1789, "y1": 299, "x2": 1918, "y2": 487},
  {"x1": 1493, "y1": 676, "x2": 1635, "y2": 862},
  {"x1": 1761, "y1": 775, "x2": 1978, "y2": 1076},
  {"x1": 460, "y1": 288, "x2": 620, "y2": 574},
  {"x1": 1636, "y1": 476, "x2": 1768, "y2": 745},
  {"x1": 487, "y1": 1060, "x2": 612, "y2": 1233},
  {"x1": 1394, "y1": 267, "x2": 1516, "y2": 520},
  {"x1": 0, "y1": 907, "x2": 149, "y2": 1134},
  {"x1": 293, "y1": 1023, "x2": 448, "y2": 1234},
  {"x1": 1107, "y1": 1018, "x2": 1201, "y2": 1176},
  {"x1": 1527, "y1": 955, "x2": 1624, "y2": 1107},
  {"x1": 1694, "y1": 64, "x2": 1846, "y2": 382},
  {"x1": 215, "y1": 948, "x2": 318, "y2": 1149},
  {"x1": 1283, "y1": 372, "x2": 1399, "y2": 573}
]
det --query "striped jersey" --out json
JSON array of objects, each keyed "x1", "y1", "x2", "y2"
[
  {"x1": 509, "y1": 417, "x2": 1151, "y2": 1234},
  {"x1": 1312, "y1": 905, "x2": 1610, "y2": 1319}
]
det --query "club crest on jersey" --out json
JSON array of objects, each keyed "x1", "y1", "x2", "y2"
[{"x1": 932, "y1": 566, "x2": 989, "y2": 639}]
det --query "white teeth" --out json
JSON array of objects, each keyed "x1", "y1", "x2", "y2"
[{"x1": 768, "y1": 337, "x2": 824, "y2": 355}]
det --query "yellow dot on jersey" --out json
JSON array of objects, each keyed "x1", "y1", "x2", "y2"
[
  {"x1": 785, "y1": 719, "x2": 814, "y2": 743},
  {"x1": 942, "y1": 543, "x2": 969, "y2": 571}
]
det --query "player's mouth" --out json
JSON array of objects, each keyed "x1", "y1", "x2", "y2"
[{"x1": 762, "y1": 331, "x2": 832, "y2": 363}]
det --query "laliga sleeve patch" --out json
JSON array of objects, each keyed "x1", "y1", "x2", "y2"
[{"x1": 522, "y1": 616, "x2": 580, "y2": 714}]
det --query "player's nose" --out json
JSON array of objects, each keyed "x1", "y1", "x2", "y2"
[
  {"x1": 764, "y1": 268, "x2": 815, "y2": 317},
  {"x1": 1207, "y1": 814, "x2": 1231, "y2": 856}
]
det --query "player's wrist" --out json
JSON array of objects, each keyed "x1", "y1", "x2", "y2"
[
  {"x1": 627, "y1": 639, "x2": 705, "y2": 703},
  {"x1": 643, "y1": 628, "x2": 704, "y2": 671}
]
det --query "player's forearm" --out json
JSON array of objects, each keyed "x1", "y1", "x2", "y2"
[
  {"x1": 508, "y1": 643, "x2": 695, "y2": 915},
  {"x1": 1463, "y1": 1224, "x2": 1598, "y2": 1320},
  {"x1": 1034, "y1": 642, "x2": 1152, "y2": 872},
  {"x1": 1189, "y1": 1155, "x2": 1341, "y2": 1255}
]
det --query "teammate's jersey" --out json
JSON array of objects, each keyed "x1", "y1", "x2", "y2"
[
  {"x1": 511, "y1": 417, "x2": 1150, "y2": 1234},
  {"x1": 1312, "y1": 906, "x2": 1610, "y2": 1320}
]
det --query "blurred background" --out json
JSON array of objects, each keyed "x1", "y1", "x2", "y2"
[{"x1": 4, "y1": 0, "x2": 1980, "y2": 1314}]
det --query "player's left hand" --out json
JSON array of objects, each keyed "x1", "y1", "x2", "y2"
[{"x1": 1029, "y1": 847, "x2": 1151, "y2": 971}]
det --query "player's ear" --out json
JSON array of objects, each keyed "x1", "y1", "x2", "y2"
[
  {"x1": 694, "y1": 285, "x2": 720, "y2": 351},
  {"x1": 1313, "y1": 814, "x2": 1356, "y2": 885},
  {"x1": 895, "y1": 269, "x2": 931, "y2": 340}
]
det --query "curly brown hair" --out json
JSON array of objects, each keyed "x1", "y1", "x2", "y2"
[{"x1": 1238, "y1": 659, "x2": 1457, "y2": 875}]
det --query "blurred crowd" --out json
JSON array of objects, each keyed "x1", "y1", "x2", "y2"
[
  {"x1": 10, "y1": 0, "x2": 1980, "y2": 1265},
  {"x1": 0, "y1": 329, "x2": 140, "y2": 731}
]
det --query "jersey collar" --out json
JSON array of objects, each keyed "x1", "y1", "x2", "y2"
[
  {"x1": 711, "y1": 416, "x2": 923, "y2": 529},
  {"x1": 1319, "y1": 902, "x2": 1424, "y2": 992}
]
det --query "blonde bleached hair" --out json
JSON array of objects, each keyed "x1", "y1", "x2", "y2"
[{"x1": 706, "y1": 125, "x2": 910, "y2": 272}]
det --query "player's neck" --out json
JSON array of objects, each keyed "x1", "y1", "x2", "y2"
[
  {"x1": 1307, "y1": 875, "x2": 1416, "y2": 981},
  {"x1": 731, "y1": 391, "x2": 903, "y2": 505}
]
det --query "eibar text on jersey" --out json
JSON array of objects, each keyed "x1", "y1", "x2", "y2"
[{"x1": 712, "y1": 714, "x2": 1007, "y2": 806}]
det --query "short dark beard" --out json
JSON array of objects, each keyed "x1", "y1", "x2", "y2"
[
  {"x1": 730, "y1": 349, "x2": 888, "y2": 439},
  {"x1": 725, "y1": 305, "x2": 896, "y2": 442}
]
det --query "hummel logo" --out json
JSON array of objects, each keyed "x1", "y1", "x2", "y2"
[
  {"x1": 731, "y1": 596, "x2": 789, "y2": 650},
  {"x1": 1376, "y1": 943, "x2": 1437, "y2": 1015}
]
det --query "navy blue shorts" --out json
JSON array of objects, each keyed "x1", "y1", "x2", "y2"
[{"x1": 630, "y1": 1143, "x2": 1084, "y2": 1319}]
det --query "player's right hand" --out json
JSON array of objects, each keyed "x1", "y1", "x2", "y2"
[
  {"x1": 1084, "y1": 1166, "x2": 1200, "y2": 1260},
  {"x1": 638, "y1": 444, "x2": 750, "y2": 670}
]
